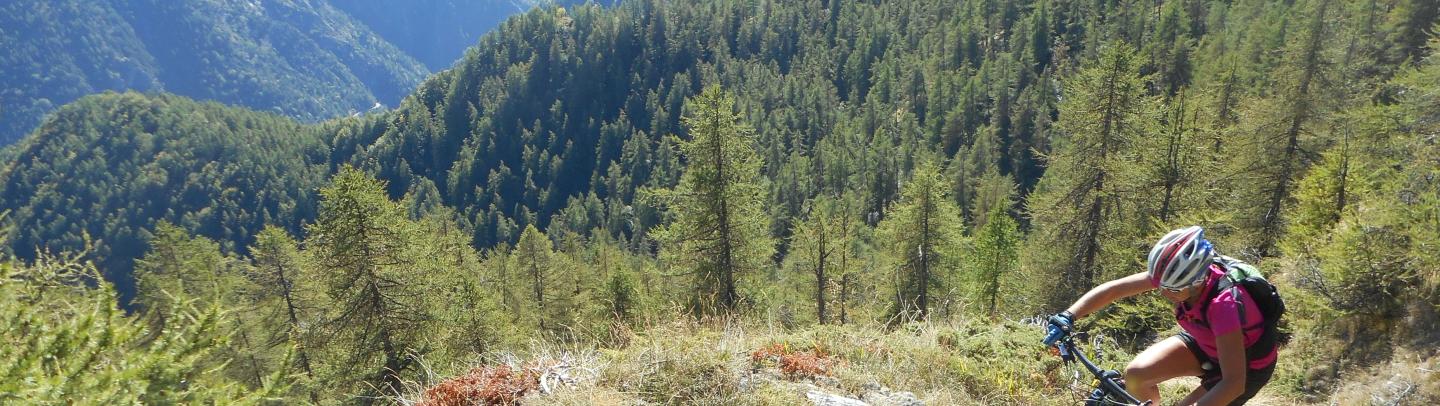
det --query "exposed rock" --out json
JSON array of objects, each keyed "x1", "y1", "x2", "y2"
[
  {"x1": 806, "y1": 389, "x2": 869, "y2": 406},
  {"x1": 858, "y1": 383, "x2": 923, "y2": 406}
]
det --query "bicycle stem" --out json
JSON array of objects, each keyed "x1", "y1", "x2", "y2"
[{"x1": 1062, "y1": 337, "x2": 1145, "y2": 406}]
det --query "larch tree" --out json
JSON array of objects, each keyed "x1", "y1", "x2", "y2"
[
  {"x1": 878, "y1": 160, "x2": 965, "y2": 321},
  {"x1": 1227, "y1": 0, "x2": 1339, "y2": 257},
  {"x1": 1023, "y1": 42, "x2": 1159, "y2": 309},
  {"x1": 651, "y1": 85, "x2": 774, "y2": 315},
  {"x1": 970, "y1": 204, "x2": 1021, "y2": 318},
  {"x1": 513, "y1": 224, "x2": 557, "y2": 332},
  {"x1": 305, "y1": 167, "x2": 430, "y2": 400},
  {"x1": 247, "y1": 225, "x2": 318, "y2": 401},
  {"x1": 783, "y1": 194, "x2": 860, "y2": 325},
  {"x1": 134, "y1": 222, "x2": 269, "y2": 387}
]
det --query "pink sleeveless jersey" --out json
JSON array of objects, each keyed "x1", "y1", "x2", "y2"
[{"x1": 1170, "y1": 264, "x2": 1278, "y2": 370}]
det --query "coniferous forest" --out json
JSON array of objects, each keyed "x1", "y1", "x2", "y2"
[{"x1": 2, "y1": 0, "x2": 1439, "y2": 404}]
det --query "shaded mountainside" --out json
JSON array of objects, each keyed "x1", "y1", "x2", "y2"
[
  {"x1": 0, "y1": 0, "x2": 554, "y2": 146},
  {"x1": 0, "y1": 92, "x2": 334, "y2": 303}
]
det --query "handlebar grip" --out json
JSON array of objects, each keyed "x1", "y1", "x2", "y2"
[{"x1": 1042, "y1": 326, "x2": 1064, "y2": 346}]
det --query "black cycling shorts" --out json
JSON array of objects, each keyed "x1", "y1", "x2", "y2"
[{"x1": 1177, "y1": 332, "x2": 1275, "y2": 406}]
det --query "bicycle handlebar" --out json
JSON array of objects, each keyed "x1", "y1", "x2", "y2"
[{"x1": 1049, "y1": 332, "x2": 1147, "y2": 406}]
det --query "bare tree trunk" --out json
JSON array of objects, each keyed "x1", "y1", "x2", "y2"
[
  {"x1": 918, "y1": 187, "x2": 932, "y2": 319},
  {"x1": 816, "y1": 220, "x2": 829, "y2": 324}
]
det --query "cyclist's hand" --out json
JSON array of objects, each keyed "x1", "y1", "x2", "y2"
[{"x1": 1041, "y1": 311, "x2": 1074, "y2": 346}]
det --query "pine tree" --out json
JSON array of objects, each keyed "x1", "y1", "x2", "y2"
[
  {"x1": 305, "y1": 167, "x2": 430, "y2": 400},
  {"x1": 1228, "y1": 0, "x2": 1338, "y2": 257},
  {"x1": 651, "y1": 86, "x2": 774, "y2": 315},
  {"x1": 878, "y1": 160, "x2": 965, "y2": 320},
  {"x1": 1024, "y1": 42, "x2": 1159, "y2": 309},
  {"x1": 970, "y1": 205, "x2": 1020, "y2": 317}
]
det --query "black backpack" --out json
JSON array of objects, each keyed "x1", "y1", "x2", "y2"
[{"x1": 1192, "y1": 256, "x2": 1286, "y2": 362}]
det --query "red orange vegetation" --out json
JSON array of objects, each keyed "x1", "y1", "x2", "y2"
[
  {"x1": 750, "y1": 342, "x2": 838, "y2": 379},
  {"x1": 418, "y1": 365, "x2": 540, "y2": 406}
]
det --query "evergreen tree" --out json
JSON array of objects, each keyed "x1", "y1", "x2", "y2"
[
  {"x1": 305, "y1": 167, "x2": 429, "y2": 400},
  {"x1": 969, "y1": 205, "x2": 1020, "y2": 317},
  {"x1": 651, "y1": 86, "x2": 774, "y2": 315},
  {"x1": 1023, "y1": 42, "x2": 1158, "y2": 309},
  {"x1": 877, "y1": 160, "x2": 965, "y2": 320}
]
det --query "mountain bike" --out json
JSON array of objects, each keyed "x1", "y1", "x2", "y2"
[{"x1": 1044, "y1": 330, "x2": 1152, "y2": 406}]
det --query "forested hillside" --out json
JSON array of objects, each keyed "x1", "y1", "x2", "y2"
[
  {"x1": 3, "y1": 0, "x2": 1438, "y2": 404},
  {"x1": 0, "y1": 0, "x2": 571, "y2": 146},
  {"x1": 0, "y1": 93, "x2": 333, "y2": 304}
]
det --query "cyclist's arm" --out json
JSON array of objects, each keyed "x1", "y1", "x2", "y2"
[
  {"x1": 1064, "y1": 272, "x2": 1153, "y2": 319},
  {"x1": 1196, "y1": 329, "x2": 1247, "y2": 406}
]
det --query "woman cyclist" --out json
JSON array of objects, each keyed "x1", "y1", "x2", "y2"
[{"x1": 1044, "y1": 226, "x2": 1277, "y2": 405}]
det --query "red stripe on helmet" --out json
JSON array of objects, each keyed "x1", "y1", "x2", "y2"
[{"x1": 1156, "y1": 231, "x2": 1196, "y2": 285}]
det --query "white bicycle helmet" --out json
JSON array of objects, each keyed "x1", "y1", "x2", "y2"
[{"x1": 1147, "y1": 226, "x2": 1215, "y2": 290}]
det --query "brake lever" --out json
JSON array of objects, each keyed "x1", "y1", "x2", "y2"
[{"x1": 1056, "y1": 341, "x2": 1076, "y2": 363}]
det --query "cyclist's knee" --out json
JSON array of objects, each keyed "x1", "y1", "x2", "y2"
[{"x1": 1124, "y1": 358, "x2": 1162, "y2": 384}]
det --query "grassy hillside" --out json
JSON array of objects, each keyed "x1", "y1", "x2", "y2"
[{"x1": 398, "y1": 317, "x2": 1435, "y2": 405}]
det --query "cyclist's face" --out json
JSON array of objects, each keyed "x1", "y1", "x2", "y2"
[{"x1": 1159, "y1": 284, "x2": 1198, "y2": 304}]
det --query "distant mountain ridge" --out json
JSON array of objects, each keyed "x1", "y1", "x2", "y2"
[
  {"x1": 0, "y1": 0, "x2": 577, "y2": 146},
  {"x1": 331, "y1": 0, "x2": 534, "y2": 70}
]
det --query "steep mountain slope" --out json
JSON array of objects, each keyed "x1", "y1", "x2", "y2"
[
  {"x1": 0, "y1": 0, "x2": 429, "y2": 145},
  {"x1": 3, "y1": 0, "x2": 997, "y2": 301},
  {"x1": 0, "y1": 1, "x2": 164, "y2": 146},
  {"x1": 0, "y1": 92, "x2": 334, "y2": 303}
]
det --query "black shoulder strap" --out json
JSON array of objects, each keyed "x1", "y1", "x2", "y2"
[
  {"x1": 1194, "y1": 273, "x2": 1242, "y2": 328},
  {"x1": 1197, "y1": 276, "x2": 1277, "y2": 363}
]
